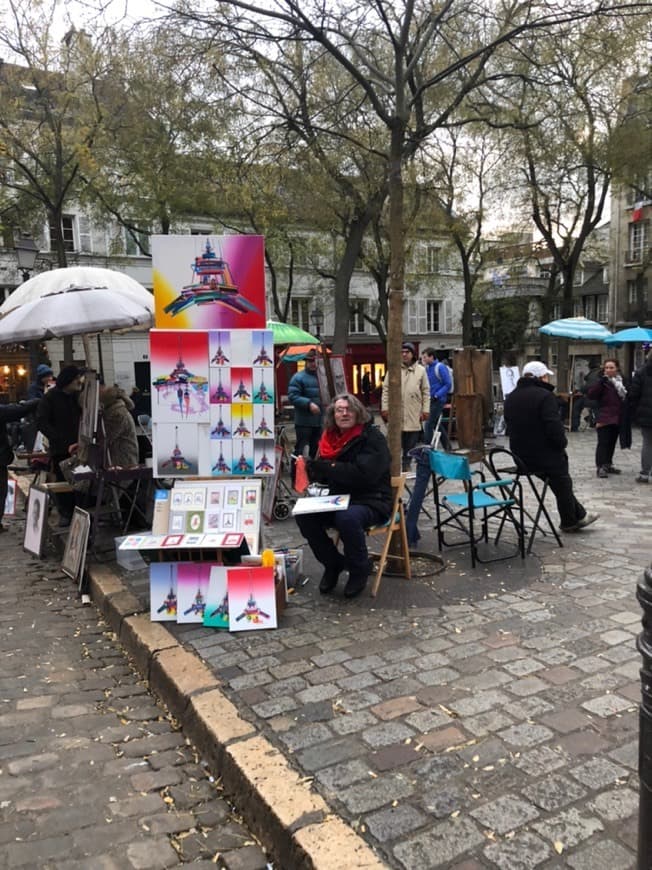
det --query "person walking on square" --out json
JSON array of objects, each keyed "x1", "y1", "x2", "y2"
[
  {"x1": 0, "y1": 398, "x2": 40, "y2": 531},
  {"x1": 380, "y1": 341, "x2": 429, "y2": 471},
  {"x1": 295, "y1": 393, "x2": 392, "y2": 599},
  {"x1": 504, "y1": 361, "x2": 598, "y2": 533},
  {"x1": 35, "y1": 365, "x2": 84, "y2": 527},
  {"x1": 586, "y1": 358, "x2": 628, "y2": 478},
  {"x1": 421, "y1": 347, "x2": 452, "y2": 449},
  {"x1": 628, "y1": 348, "x2": 652, "y2": 483},
  {"x1": 287, "y1": 348, "x2": 322, "y2": 484}
]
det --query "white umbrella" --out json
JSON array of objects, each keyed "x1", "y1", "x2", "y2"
[
  {"x1": 0, "y1": 266, "x2": 152, "y2": 316},
  {"x1": 0, "y1": 285, "x2": 153, "y2": 360}
]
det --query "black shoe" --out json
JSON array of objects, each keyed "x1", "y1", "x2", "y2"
[
  {"x1": 606, "y1": 465, "x2": 621, "y2": 474},
  {"x1": 343, "y1": 573, "x2": 368, "y2": 598},
  {"x1": 343, "y1": 560, "x2": 373, "y2": 598},
  {"x1": 597, "y1": 466, "x2": 608, "y2": 479},
  {"x1": 319, "y1": 563, "x2": 345, "y2": 594}
]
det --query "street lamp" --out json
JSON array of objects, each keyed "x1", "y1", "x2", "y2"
[
  {"x1": 14, "y1": 235, "x2": 39, "y2": 283},
  {"x1": 310, "y1": 306, "x2": 324, "y2": 340},
  {"x1": 471, "y1": 311, "x2": 484, "y2": 347}
]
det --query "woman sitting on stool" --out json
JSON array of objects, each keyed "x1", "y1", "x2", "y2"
[{"x1": 295, "y1": 393, "x2": 392, "y2": 599}]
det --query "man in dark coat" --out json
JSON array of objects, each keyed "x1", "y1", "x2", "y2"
[
  {"x1": 287, "y1": 349, "x2": 322, "y2": 483},
  {"x1": 504, "y1": 361, "x2": 598, "y2": 532},
  {"x1": 35, "y1": 365, "x2": 84, "y2": 526},
  {"x1": 629, "y1": 348, "x2": 652, "y2": 483},
  {"x1": 0, "y1": 398, "x2": 40, "y2": 530}
]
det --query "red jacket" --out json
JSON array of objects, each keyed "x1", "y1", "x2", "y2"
[{"x1": 587, "y1": 377, "x2": 624, "y2": 426}]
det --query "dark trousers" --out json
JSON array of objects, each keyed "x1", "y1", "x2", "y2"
[
  {"x1": 295, "y1": 504, "x2": 380, "y2": 575},
  {"x1": 52, "y1": 454, "x2": 76, "y2": 521},
  {"x1": 536, "y1": 471, "x2": 585, "y2": 529},
  {"x1": 0, "y1": 465, "x2": 8, "y2": 525},
  {"x1": 401, "y1": 430, "x2": 421, "y2": 470},
  {"x1": 595, "y1": 424, "x2": 619, "y2": 468},
  {"x1": 423, "y1": 398, "x2": 450, "y2": 449}
]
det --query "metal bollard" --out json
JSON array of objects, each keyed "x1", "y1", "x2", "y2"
[{"x1": 637, "y1": 562, "x2": 652, "y2": 870}]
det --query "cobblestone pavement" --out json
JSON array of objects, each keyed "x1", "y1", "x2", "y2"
[
  {"x1": 0, "y1": 527, "x2": 270, "y2": 869},
  {"x1": 119, "y1": 429, "x2": 650, "y2": 869},
  {"x1": 6, "y1": 426, "x2": 650, "y2": 869}
]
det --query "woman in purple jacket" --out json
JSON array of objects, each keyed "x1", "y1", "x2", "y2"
[{"x1": 587, "y1": 358, "x2": 627, "y2": 478}]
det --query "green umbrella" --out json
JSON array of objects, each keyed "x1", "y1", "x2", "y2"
[{"x1": 266, "y1": 320, "x2": 319, "y2": 345}]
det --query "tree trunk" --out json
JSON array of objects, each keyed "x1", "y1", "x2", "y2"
[{"x1": 386, "y1": 123, "x2": 406, "y2": 478}]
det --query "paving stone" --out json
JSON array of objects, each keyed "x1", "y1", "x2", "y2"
[
  {"x1": 296, "y1": 737, "x2": 363, "y2": 772},
  {"x1": 296, "y1": 683, "x2": 340, "y2": 703},
  {"x1": 278, "y1": 722, "x2": 333, "y2": 751},
  {"x1": 314, "y1": 758, "x2": 371, "y2": 790},
  {"x1": 521, "y1": 773, "x2": 587, "y2": 811},
  {"x1": 483, "y1": 830, "x2": 551, "y2": 869},
  {"x1": 364, "y1": 803, "x2": 428, "y2": 843},
  {"x1": 404, "y1": 708, "x2": 449, "y2": 733},
  {"x1": 362, "y1": 720, "x2": 416, "y2": 748},
  {"x1": 420, "y1": 784, "x2": 467, "y2": 818},
  {"x1": 250, "y1": 696, "x2": 298, "y2": 718},
  {"x1": 419, "y1": 725, "x2": 468, "y2": 752},
  {"x1": 220, "y1": 844, "x2": 270, "y2": 870},
  {"x1": 449, "y1": 690, "x2": 510, "y2": 717},
  {"x1": 558, "y1": 729, "x2": 610, "y2": 756},
  {"x1": 464, "y1": 710, "x2": 514, "y2": 737},
  {"x1": 330, "y1": 710, "x2": 378, "y2": 735},
  {"x1": 498, "y1": 723, "x2": 554, "y2": 748},
  {"x1": 581, "y1": 693, "x2": 633, "y2": 717},
  {"x1": 570, "y1": 757, "x2": 629, "y2": 789},
  {"x1": 415, "y1": 667, "x2": 461, "y2": 686},
  {"x1": 512, "y1": 744, "x2": 571, "y2": 776},
  {"x1": 369, "y1": 695, "x2": 422, "y2": 721},
  {"x1": 342, "y1": 654, "x2": 386, "y2": 674},
  {"x1": 469, "y1": 794, "x2": 539, "y2": 834},
  {"x1": 566, "y1": 839, "x2": 635, "y2": 869},
  {"x1": 340, "y1": 771, "x2": 414, "y2": 813},
  {"x1": 539, "y1": 708, "x2": 593, "y2": 734},
  {"x1": 609, "y1": 739, "x2": 638, "y2": 770},
  {"x1": 370, "y1": 743, "x2": 421, "y2": 771},
  {"x1": 531, "y1": 807, "x2": 603, "y2": 849},
  {"x1": 393, "y1": 817, "x2": 485, "y2": 869},
  {"x1": 588, "y1": 786, "x2": 639, "y2": 821}
]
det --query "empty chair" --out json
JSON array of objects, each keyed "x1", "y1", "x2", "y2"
[{"x1": 429, "y1": 450, "x2": 525, "y2": 569}]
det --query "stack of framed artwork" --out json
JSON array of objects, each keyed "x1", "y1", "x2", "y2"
[{"x1": 141, "y1": 235, "x2": 279, "y2": 632}]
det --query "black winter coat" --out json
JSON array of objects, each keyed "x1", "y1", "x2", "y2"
[
  {"x1": 307, "y1": 423, "x2": 393, "y2": 520},
  {"x1": 504, "y1": 377, "x2": 569, "y2": 476},
  {"x1": 0, "y1": 399, "x2": 40, "y2": 466},
  {"x1": 629, "y1": 360, "x2": 652, "y2": 429},
  {"x1": 35, "y1": 388, "x2": 81, "y2": 460}
]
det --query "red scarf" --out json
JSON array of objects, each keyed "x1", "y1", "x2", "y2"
[{"x1": 318, "y1": 424, "x2": 364, "y2": 459}]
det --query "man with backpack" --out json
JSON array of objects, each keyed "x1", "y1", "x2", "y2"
[{"x1": 421, "y1": 347, "x2": 452, "y2": 448}]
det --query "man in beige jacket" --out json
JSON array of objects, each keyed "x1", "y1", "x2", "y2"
[{"x1": 381, "y1": 341, "x2": 430, "y2": 470}]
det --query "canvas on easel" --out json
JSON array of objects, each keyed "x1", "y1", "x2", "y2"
[{"x1": 79, "y1": 371, "x2": 100, "y2": 446}]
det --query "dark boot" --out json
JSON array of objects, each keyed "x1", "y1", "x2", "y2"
[
  {"x1": 597, "y1": 466, "x2": 608, "y2": 478},
  {"x1": 343, "y1": 560, "x2": 373, "y2": 599},
  {"x1": 319, "y1": 558, "x2": 346, "y2": 594},
  {"x1": 606, "y1": 465, "x2": 621, "y2": 474}
]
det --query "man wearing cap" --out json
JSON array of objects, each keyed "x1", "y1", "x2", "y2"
[
  {"x1": 504, "y1": 361, "x2": 598, "y2": 533},
  {"x1": 381, "y1": 342, "x2": 430, "y2": 471},
  {"x1": 35, "y1": 365, "x2": 84, "y2": 527},
  {"x1": 287, "y1": 349, "x2": 322, "y2": 484}
]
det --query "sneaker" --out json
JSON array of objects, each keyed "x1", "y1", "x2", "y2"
[
  {"x1": 576, "y1": 513, "x2": 599, "y2": 529},
  {"x1": 597, "y1": 466, "x2": 608, "y2": 478},
  {"x1": 636, "y1": 474, "x2": 650, "y2": 484},
  {"x1": 606, "y1": 465, "x2": 621, "y2": 474}
]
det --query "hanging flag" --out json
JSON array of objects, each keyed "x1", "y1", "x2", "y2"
[{"x1": 632, "y1": 201, "x2": 644, "y2": 222}]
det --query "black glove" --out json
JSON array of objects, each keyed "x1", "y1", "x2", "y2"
[{"x1": 306, "y1": 459, "x2": 329, "y2": 481}]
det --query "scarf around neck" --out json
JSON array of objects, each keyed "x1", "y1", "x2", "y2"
[
  {"x1": 319, "y1": 423, "x2": 364, "y2": 459},
  {"x1": 609, "y1": 374, "x2": 627, "y2": 400}
]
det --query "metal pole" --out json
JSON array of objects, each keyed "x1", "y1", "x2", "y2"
[{"x1": 637, "y1": 562, "x2": 652, "y2": 869}]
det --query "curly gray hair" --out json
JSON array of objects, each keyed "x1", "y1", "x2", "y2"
[{"x1": 323, "y1": 392, "x2": 372, "y2": 430}]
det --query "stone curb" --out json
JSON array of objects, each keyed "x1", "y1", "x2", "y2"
[
  {"x1": 87, "y1": 561, "x2": 387, "y2": 870},
  {"x1": 12, "y1": 475, "x2": 384, "y2": 866}
]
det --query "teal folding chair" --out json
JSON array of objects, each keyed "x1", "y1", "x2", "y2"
[{"x1": 429, "y1": 450, "x2": 525, "y2": 569}]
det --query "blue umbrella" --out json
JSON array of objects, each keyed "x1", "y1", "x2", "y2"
[
  {"x1": 604, "y1": 326, "x2": 652, "y2": 346},
  {"x1": 539, "y1": 316, "x2": 612, "y2": 341}
]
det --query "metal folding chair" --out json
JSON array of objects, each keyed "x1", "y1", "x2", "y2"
[
  {"x1": 430, "y1": 450, "x2": 525, "y2": 569},
  {"x1": 486, "y1": 447, "x2": 563, "y2": 553}
]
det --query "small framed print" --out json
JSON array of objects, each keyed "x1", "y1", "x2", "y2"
[
  {"x1": 24, "y1": 486, "x2": 49, "y2": 558},
  {"x1": 61, "y1": 508, "x2": 91, "y2": 586}
]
